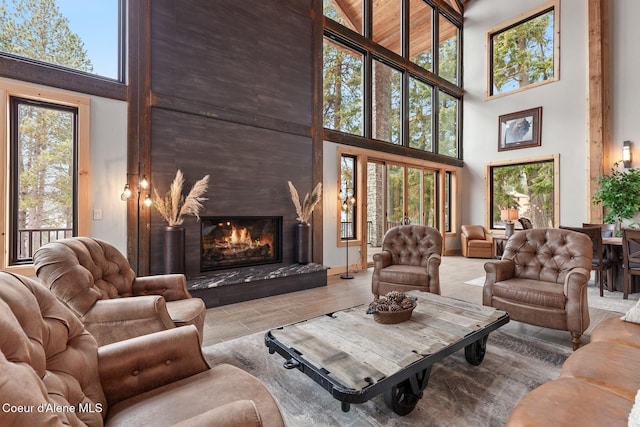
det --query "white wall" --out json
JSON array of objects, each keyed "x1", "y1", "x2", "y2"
[
  {"x1": 88, "y1": 96, "x2": 127, "y2": 253},
  {"x1": 323, "y1": 141, "x2": 361, "y2": 270},
  {"x1": 462, "y1": 0, "x2": 588, "y2": 228},
  {"x1": 611, "y1": 1, "x2": 640, "y2": 167}
]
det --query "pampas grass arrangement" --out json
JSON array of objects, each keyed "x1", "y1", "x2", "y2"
[
  {"x1": 288, "y1": 181, "x2": 322, "y2": 225},
  {"x1": 152, "y1": 170, "x2": 210, "y2": 226}
]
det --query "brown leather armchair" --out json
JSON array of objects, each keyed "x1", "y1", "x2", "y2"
[
  {"x1": 461, "y1": 225, "x2": 494, "y2": 258},
  {"x1": 0, "y1": 272, "x2": 285, "y2": 427},
  {"x1": 483, "y1": 228, "x2": 593, "y2": 350},
  {"x1": 33, "y1": 237, "x2": 206, "y2": 346},
  {"x1": 372, "y1": 225, "x2": 442, "y2": 298}
]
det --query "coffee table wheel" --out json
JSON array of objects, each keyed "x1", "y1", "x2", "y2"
[
  {"x1": 465, "y1": 335, "x2": 488, "y2": 366},
  {"x1": 384, "y1": 379, "x2": 422, "y2": 416}
]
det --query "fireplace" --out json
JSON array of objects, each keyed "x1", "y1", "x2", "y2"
[{"x1": 201, "y1": 216, "x2": 282, "y2": 271}]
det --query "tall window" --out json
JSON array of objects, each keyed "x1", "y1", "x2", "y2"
[
  {"x1": 487, "y1": 156, "x2": 558, "y2": 231},
  {"x1": 9, "y1": 97, "x2": 77, "y2": 264},
  {"x1": 489, "y1": 3, "x2": 557, "y2": 97},
  {"x1": 0, "y1": 0, "x2": 124, "y2": 81},
  {"x1": 324, "y1": 0, "x2": 462, "y2": 160}
]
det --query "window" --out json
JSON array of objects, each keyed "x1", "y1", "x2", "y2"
[
  {"x1": 0, "y1": 0, "x2": 124, "y2": 82},
  {"x1": 489, "y1": 2, "x2": 557, "y2": 97},
  {"x1": 339, "y1": 154, "x2": 357, "y2": 240},
  {"x1": 323, "y1": 38, "x2": 364, "y2": 136},
  {"x1": 324, "y1": 0, "x2": 463, "y2": 160},
  {"x1": 0, "y1": 82, "x2": 90, "y2": 273},
  {"x1": 10, "y1": 98, "x2": 77, "y2": 264},
  {"x1": 487, "y1": 155, "x2": 559, "y2": 231}
]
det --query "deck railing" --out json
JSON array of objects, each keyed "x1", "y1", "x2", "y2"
[{"x1": 17, "y1": 228, "x2": 72, "y2": 260}]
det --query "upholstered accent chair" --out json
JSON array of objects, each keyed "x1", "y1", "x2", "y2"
[
  {"x1": 372, "y1": 225, "x2": 442, "y2": 298},
  {"x1": 461, "y1": 225, "x2": 494, "y2": 258},
  {"x1": 622, "y1": 228, "x2": 640, "y2": 300},
  {"x1": 560, "y1": 225, "x2": 613, "y2": 297},
  {"x1": 0, "y1": 271, "x2": 285, "y2": 427},
  {"x1": 33, "y1": 237, "x2": 205, "y2": 346},
  {"x1": 483, "y1": 228, "x2": 593, "y2": 350}
]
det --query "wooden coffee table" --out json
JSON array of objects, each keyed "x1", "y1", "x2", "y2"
[{"x1": 264, "y1": 291, "x2": 509, "y2": 415}]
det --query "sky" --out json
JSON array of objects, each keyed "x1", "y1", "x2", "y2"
[{"x1": 54, "y1": 1, "x2": 119, "y2": 79}]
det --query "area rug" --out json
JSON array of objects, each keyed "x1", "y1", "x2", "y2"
[
  {"x1": 464, "y1": 276, "x2": 638, "y2": 314},
  {"x1": 203, "y1": 328, "x2": 571, "y2": 427}
]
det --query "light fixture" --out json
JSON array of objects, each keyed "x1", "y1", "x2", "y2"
[
  {"x1": 121, "y1": 164, "x2": 151, "y2": 207},
  {"x1": 120, "y1": 184, "x2": 132, "y2": 200},
  {"x1": 340, "y1": 188, "x2": 356, "y2": 280},
  {"x1": 623, "y1": 140, "x2": 632, "y2": 169},
  {"x1": 500, "y1": 208, "x2": 520, "y2": 238}
]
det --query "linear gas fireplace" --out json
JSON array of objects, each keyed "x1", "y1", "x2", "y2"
[{"x1": 201, "y1": 216, "x2": 282, "y2": 271}]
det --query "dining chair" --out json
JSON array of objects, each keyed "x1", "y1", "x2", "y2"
[
  {"x1": 583, "y1": 223, "x2": 616, "y2": 238},
  {"x1": 621, "y1": 228, "x2": 640, "y2": 299},
  {"x1": 560, "y1": 225, "x2": 612, "y2": 297}
]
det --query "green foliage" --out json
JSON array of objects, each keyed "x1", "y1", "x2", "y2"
[
  {"x1": 492, "y1": 10, "x2": 554, "y2": 94},
  {"x1": 592, "y1": 165, "x2": 640, "y2": 227}
]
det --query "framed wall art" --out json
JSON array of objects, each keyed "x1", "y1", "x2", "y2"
[{"x1": 498, "y1": 107, "x2": 542, "y2": 151}]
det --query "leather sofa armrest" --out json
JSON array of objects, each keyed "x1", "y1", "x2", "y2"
[
  {"x1": 98, "y1": 325, "x2": 210, "y2": 406},
  {"x1": 171, "y1": 400, "x2": 263, "y2": 427},
  {"x1": 483, "y1": 260, "x2": 515, "y2": 305},
  {"x1": 563, "y1": 267, "x2": 591, "y2": 296},
  {"x1": 427, "y1": 253, "x2": 442, "y2": 294},
  {"x1": 83, "y1": 297, "x2": 176, "y2": 346},
  {"x1": 564, "y1": 267, "x2": 591, "y2": 334},
  {"x1": 132, "y1": 274, "x2": 190, "y2": 301},
  {"x1": 373, "y1": 251, "x2": 392, "y2": 269}
]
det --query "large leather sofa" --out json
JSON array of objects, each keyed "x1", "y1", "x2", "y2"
[
  {"x1": 0, "y1": 271, "x2": 286, "y2": 427},
  {"x1": 507, "y1": 316, "x2": 640, "y2": 426}
]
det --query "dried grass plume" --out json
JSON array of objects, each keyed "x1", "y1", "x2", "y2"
[
  {"x1": 152, "y1": 170, "x2": 210, "y2": 226},
  {"x1": 288, "y1": 181, "x2": 322, "y2": 225}
]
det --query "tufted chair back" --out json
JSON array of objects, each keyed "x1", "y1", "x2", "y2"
[
  {"x1": 0, "y1": 271, "x2": 107, "y2": 426},
  {"x1": 381, "y1": 225, "x2": 443, "y2": 267},
  {"x1": 502, "y1": 228, "x2": 592, "y2": 284},
  {"x1": 33, "y1": 237, "x2": 137, "y2": 317}
]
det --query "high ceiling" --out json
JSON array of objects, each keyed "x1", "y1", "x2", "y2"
[{"x1": 329, "y1": 0, "x2": 465, "y2": 56}]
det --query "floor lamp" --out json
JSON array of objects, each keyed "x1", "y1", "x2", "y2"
[{"x1": 340, "y1": 191, "x2": 356, "y2": 280}]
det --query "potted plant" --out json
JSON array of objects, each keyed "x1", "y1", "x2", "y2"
[
  {"x1": 592, "y1": 163, "x2": 640, "y2": 235},
  {"x1": 152, "y1": 170, "x2": 210, "y2": 273},
  {"x1": 288, "y1": 181, "x2": 322, "y2": 264}
]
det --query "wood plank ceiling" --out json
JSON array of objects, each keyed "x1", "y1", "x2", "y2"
[{"x1": 329, "y1": 0, "x2": 464, "y2": 56}]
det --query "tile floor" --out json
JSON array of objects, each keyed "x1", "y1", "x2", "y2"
[{"x1": 201, "y1": 255, "x2": 620, "y2": 348}]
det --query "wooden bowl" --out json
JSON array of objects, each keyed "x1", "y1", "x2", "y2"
[{"x1": 372, "y1": 302, "x2": 416, "y2": 324}]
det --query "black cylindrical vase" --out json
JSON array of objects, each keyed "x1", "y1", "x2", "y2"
[
  {"x1": 164, "y1": 226, "x2": 185, "y2": 274},
  {"x1": 296, "y1": 223, "x2": 311, "y2": 264}
]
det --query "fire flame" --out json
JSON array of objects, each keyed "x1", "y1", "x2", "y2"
[{"x1": 229, "y1": 226, "x2": 252, "y2": 246}]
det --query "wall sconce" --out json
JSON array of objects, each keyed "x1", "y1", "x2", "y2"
[
  {"x1": 121, "y1": 164, "x2": 152, "y2": 207},
  {"x1": 500, "y1": 208, "x2": 519, "y2": 238},
  {"x1": 339, "y1": 188, "x2": 356, "y2": 280},
  {"x1": 623, "y1": 140, "x2": 632, "y2": 168}
]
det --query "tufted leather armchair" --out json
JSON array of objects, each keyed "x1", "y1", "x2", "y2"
[
  {"x1": 33, "y1": 237, "x2": 205, "y2": 346},
  {"x1": 0, "y1": 271, "x2": 285, "y2": 426},
  {"x1": 372, "y1": 225, "x2": 442, "y2": 298},
  {"x1": 483, "y1": 228, "x2": 593, "y2": 350},
  {"x1": 461, "y1": 225, "x2": 494, "y2": 258}
]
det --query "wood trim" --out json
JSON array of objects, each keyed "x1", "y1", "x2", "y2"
[
  {"x1": 484, "y1": 154, "x2": 560, "y2": 233},
  {"x1": 324, "y1": 129, "x2": 464, "y2": 167},
  {"x1": 312, "y1": 0, "x2": 324, "y2": 264},
  {"x1": 587, "y1": 0, "x2": 610, "y2": 223},
  {"x1": 126, "y1": 0, "x2": 151, "y2": 275},
  {"x1": 0, "y1": 56, "x2": 126, "y2": 101}
]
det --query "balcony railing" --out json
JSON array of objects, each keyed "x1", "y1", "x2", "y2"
[{"x1": 17, "y1": 228, "x2": 72, "y2": 260}]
